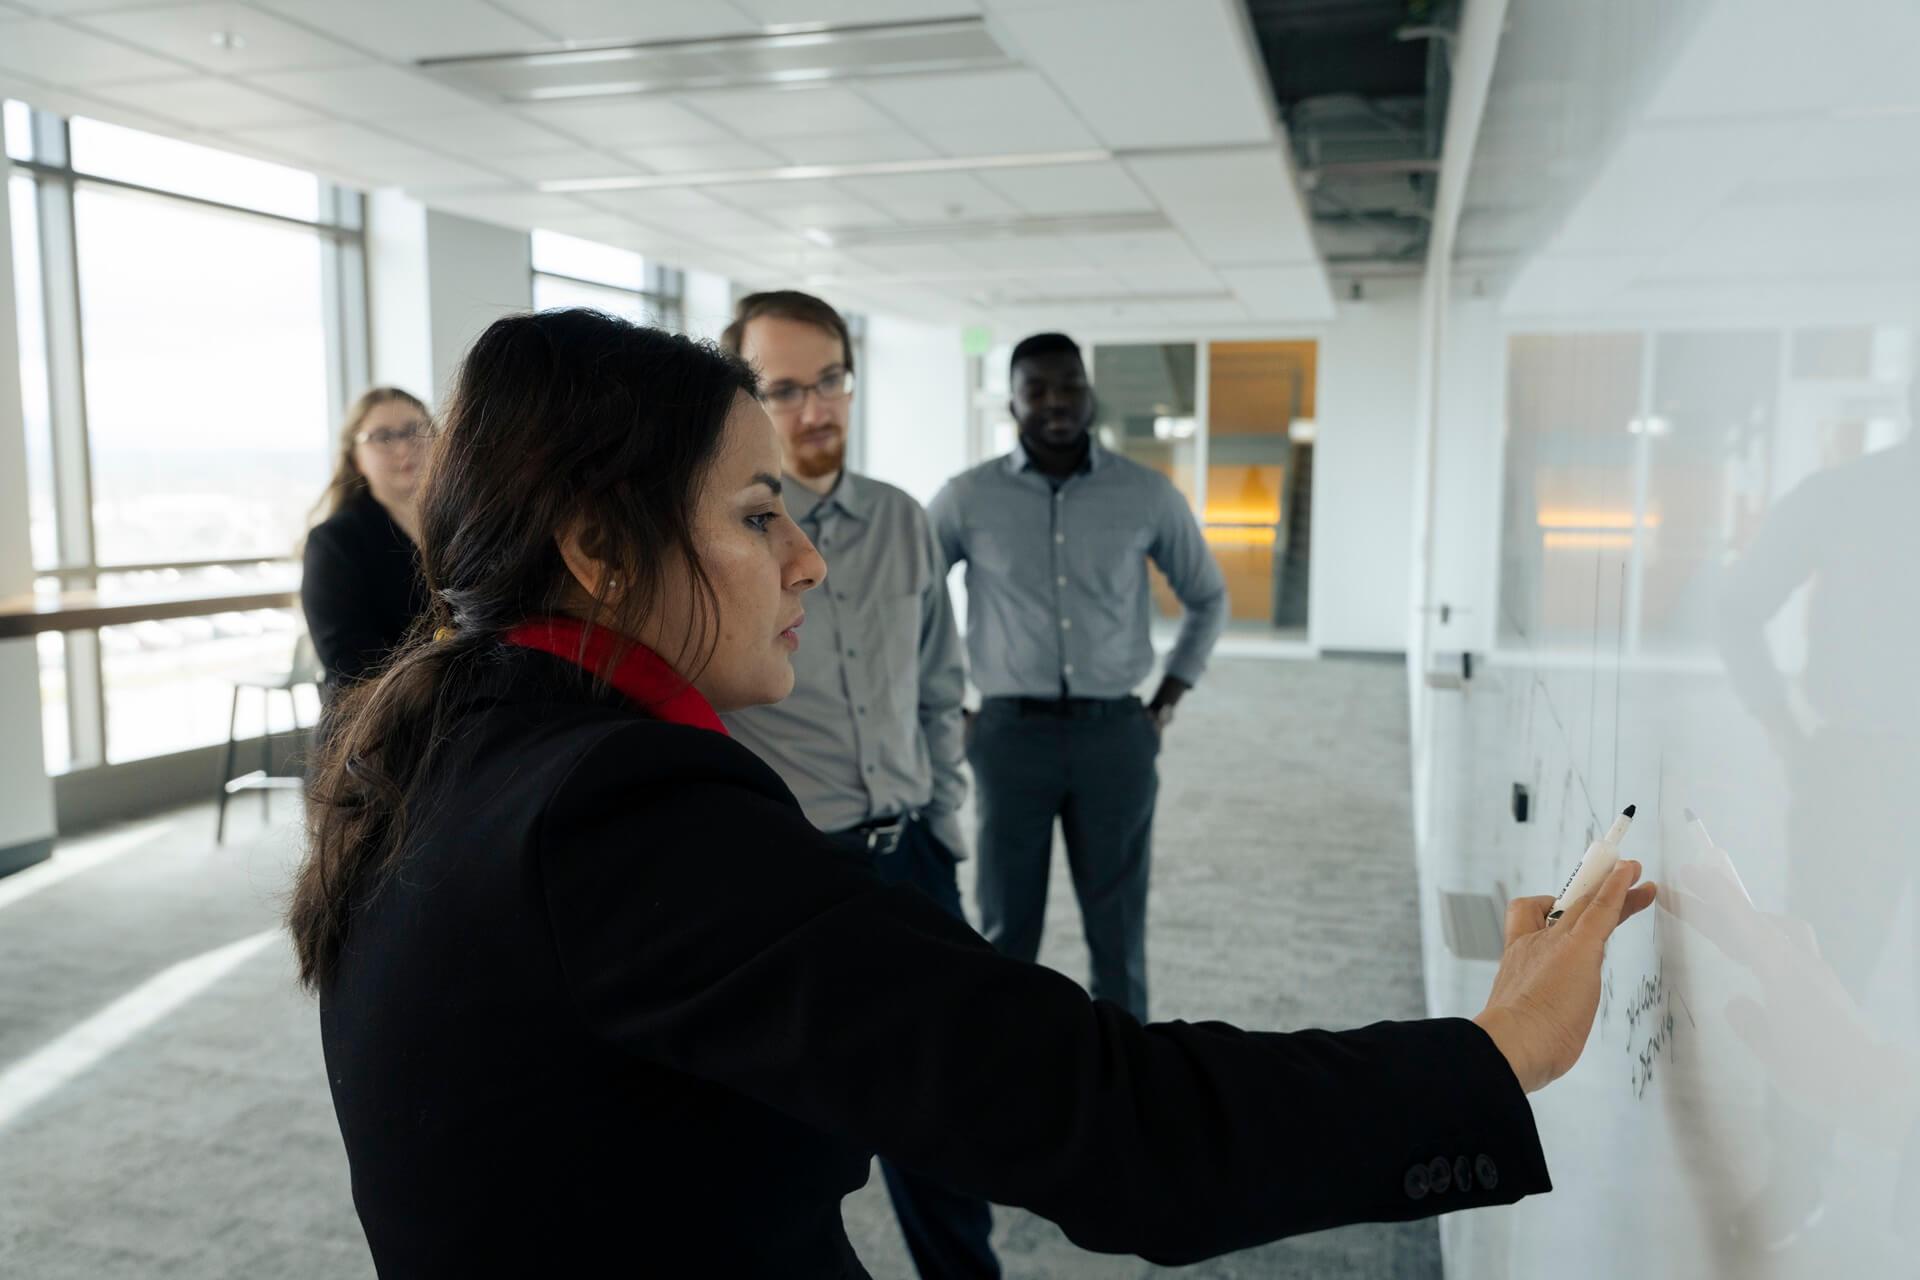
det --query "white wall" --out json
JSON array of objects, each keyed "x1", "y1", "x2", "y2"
[
  {"x1": 367, "y1": 196, "x2": 531, "y2": 408},
  {"x1": 424, "y1": 210, "x2": 531, "y2": 403},
  {"x1": 1425, "y1": 293, "x2": 1506, "y2": 657},
  {"x1": 1308, "y1": 282, "x2": 1423, "y2": 652},
  {"x1": 681, "y1": 268, "x2": 734, "y2": 345},
  {"x1": 366, "y1": 190, "x2": 432, "y2": 400},
  {"x1": 859, "y1": 314, "x2": 969, "y2": 508},
  {"x1": 0, "y1": 176, "x2": 58, "y2": 865}
]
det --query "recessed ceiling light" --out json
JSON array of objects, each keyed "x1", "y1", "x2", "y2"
[
  {"x1": 540, "y1": 149, "x2": 1112, "y2": 193},
  {"x1": 418, "y1": 16, "x2": 1011, "y2": 103}
]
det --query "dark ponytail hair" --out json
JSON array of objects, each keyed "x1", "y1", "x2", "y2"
[{"x1": 290, "y1": 309, "x2": 758, "y2": 990}]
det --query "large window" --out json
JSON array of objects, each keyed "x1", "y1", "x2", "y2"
[
  {"x1": 532, "y1": 228, "x2": 682, "y2": 330},
  {"x1": 1080, "y1": 339, "x2": 1320, "y2": 630},
  {"x1": 7, "y1": 102, "x2": 365, "y2": 772}
]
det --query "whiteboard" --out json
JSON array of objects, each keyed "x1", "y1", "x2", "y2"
[{"x1": 1419, "y1": 1, "x2": 1920, "y2": 1276}]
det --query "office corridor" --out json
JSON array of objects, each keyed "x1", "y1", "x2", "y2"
[{"x1": 0, "y1": 654, "x2": 1436, "y2": 1280}]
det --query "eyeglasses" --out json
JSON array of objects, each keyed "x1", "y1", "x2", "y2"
[
  {"x1": 355, "y1": 422, "x2": 430, "y2": 449},
  {"x1": 759, "y1": 369, "x2": 854, "y2": 414}
]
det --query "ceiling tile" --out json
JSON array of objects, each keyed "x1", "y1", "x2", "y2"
[
  {"x1": 0, "y1": 18, "x2": 188, "y2": 86},
  {"x1": 230, "y1": 119, "x2": 498, "y2": 188},
  {"x1": 90, "y1": 76, "x2": 323, "y2": 130},
  {"x1": 486, "y1": 148, "x2": 632, "y2": 183},
  {"x1": 620, "y1": 141, "x2": 784, "y2": 173},
  {"x1": 431, "y1": 189, "x2": 603, "y2": 230},
  {"x1": 3, "y1": 0, "x2": 166, "y2": 11},
  {"x1": 994, "y1": 0, "x2": 1273, "y2": 149},
  {"x1": 1112, "y1": 264, "x2": 1224, "y2": 293},
  {"x1": 379, "y1": 111, "x2": 577, "y2": 157},
  {"x1": 836, "y1": 171, "x2": 1019, "y2": 222},
  {"x1": 838, "y1": 241, "x2": 985, "y2": 277},
  {"x1": 685, "y1": 86, "x2": 901, "y2": 139},
  {"x1": 1074, "y1": 228, "x2": 1206, "y2": 270},
  {"x1": 580, "y1": 187, "x2": 778, "y2": 238},
  {"x1": 1156, "y1": 297, "x2": 1251, "y2": 324},
  {"x1": 732, "y1": 0, "x2": 982, "y2": 22},
  {"x1": 1125, "y1": 148, "x2": 1317, "y2": 265},
  {"x1": 72, "y1": 4, "x2": 365, "y2": 75},
  {"x1": 0, "y1": 72, "x2": 183, "y2": 137},
  {"x1": 975, "y1": 160, "x2": 1155, "y2": 217},
  {"x1": 245, "y1": 64, "x2": 484, "y2": 122},
  {"x1": 765, "y1": 130, "x2": 938, "y2": 165},
  {"x1": 252, "y1": 0, "x2": 553, "y2": 62},
  {"x1": 917, "y1": 119, "x2": 1096, "y2": 154},
  {"x1": 1231, "y1": 264, "x2": 1335, "y2": 320},
  {"x1": 857, "y1": 69, "x2": 1097, "y2": 154},
  {"x1": 708, "y1": 180, "x2": 892, "y2": 230},
  {"x1": 946, "y1": 235, "x2": 1092, "y2": 270},
  {"x1": 519, "y1": 97, "x2": 738, "y2": 148},
  {"x1": 487, "y1": 0, "x2": 755, "y2": 43}
]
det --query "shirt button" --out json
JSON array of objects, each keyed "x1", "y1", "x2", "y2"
[
  {"x1": 1427, "y1": 1156, "x2": 1451, "y2": 1195},
  {"x1": 1402, "y1": 1164, "x2": 1430, "y2": 1201},
  {"x1": 1060, "y1": 618, "x2": 1071, "y2": 630},
  {"x1": 1057, "y1": 576, "x2": 1067, "y2": 587},
  {"x1": 1055, "y1": 533, "x2": 1065, "y2": 544},
  {"x1": 856, "y1": 706, "x2": 866, "y2": 715},
  {"x1": 864, "y1": 763, "x2": 876, "y2": 774},
  {"x1": 1454, "y1": 1155, "x2": 1474, "y2": 1193},
  {"x1": 1473, "y1": 1155, "x2": 1499, "y2": 1191},
  {"x1": 1063, "y1": 663, "x2": 1074, "y2": 675},
  {"x1": 846, "y1": 649, "x2": 856, "y2": 658}
]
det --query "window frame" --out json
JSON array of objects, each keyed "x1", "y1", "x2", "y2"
[
  {"x1": 7, "y1": 102, "x2": 369, "y2": 773},
  {"x1": 530, "y1": 232, "x2": 685, "y2": 333}
]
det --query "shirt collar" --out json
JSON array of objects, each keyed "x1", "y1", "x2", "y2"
[
  {"x1": 1007, "y1": 435, "x2": 1104, "y2": 478},
  {"x1": 785, "y1": 469, "x2": 866, "y2": 523},
  {"x1": 503, "y1": 615, "x2": 728, "y2": 736}
]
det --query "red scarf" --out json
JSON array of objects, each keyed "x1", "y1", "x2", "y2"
[{"x1": 502, "y1": 615, "x2": 728, "y2": 736}]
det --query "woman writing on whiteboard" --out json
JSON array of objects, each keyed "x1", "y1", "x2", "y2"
[{"x1": 290, "y1": 309, "x2": 1656, "y2": 1277}]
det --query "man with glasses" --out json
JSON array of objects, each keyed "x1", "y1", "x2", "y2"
[
  {"x1": 928, "y1": 333, "x2": 1227, "y2": 1024},
  {"x1": 718, "y1": 291, "x2": 997, "y2": 1280}
]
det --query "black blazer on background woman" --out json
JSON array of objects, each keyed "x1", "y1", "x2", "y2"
[
  {"x1": 319, "y1": 638, "x2": 1551, "y2": 1278},
  {"x1": 300, "y1": 489, "x2": 426, "y2": 698}
]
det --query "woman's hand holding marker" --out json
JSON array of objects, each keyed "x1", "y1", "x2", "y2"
[{"x1": 1473, "y1": 809, "x2": 1658, "y2": 1092}]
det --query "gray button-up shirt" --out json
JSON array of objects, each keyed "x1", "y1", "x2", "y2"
[
  {"x1": 928, "y1": 439, "x2": 1227, "y2": 698},
  {"x1": 723, "y1": 471, "x2": 969, "y2": 856}
]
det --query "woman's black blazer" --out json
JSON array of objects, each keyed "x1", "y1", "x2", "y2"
[
  {"x1": 300, "y1": 489, "x2": 426, "y2": 696},
  {"x1": 319, "y1": 646, "x2": 1549, "y2": 1277}
]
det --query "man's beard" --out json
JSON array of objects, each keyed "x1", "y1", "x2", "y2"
[{"x1": 792, "y1": 430, "x2": 846, "y2": 480}]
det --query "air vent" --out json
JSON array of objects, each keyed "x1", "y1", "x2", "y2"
[{"x1": 417, "y1": 16, "x2": 1010, "y2": 103}]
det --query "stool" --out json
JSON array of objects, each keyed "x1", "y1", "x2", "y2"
[{"x1": 216, "y1": 633, "x2": 322, "y2": 844}]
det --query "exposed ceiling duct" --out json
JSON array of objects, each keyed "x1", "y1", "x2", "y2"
[{"x1": 1241, "y1": 0, "x2": 1458, "y2": 277}]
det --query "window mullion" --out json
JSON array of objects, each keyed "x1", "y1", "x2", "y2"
[{"x1": 28, "y1": 111, "x2": 104, "y2": 766}]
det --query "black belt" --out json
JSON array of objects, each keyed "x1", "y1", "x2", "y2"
[
  {"x1": 839, "y1": 812, "x2": 912, "y2": 855},
  {"x1": 985, "y1": 695, "x2": 1140, "y2": 720}
]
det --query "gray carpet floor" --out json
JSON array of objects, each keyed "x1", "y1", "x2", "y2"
[{"x1": 0, "y1": 654, "x2": 1437, "y2": 1279}]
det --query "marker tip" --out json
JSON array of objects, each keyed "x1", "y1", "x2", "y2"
[{"x1": 1622, "y1": 803, "x2": 1636, "y2": 819}]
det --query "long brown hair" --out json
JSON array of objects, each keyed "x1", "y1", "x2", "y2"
[
  {"x1": 311, "y1": 386, "x2": 430, "y2": 523},
  {"x1": 290, "y1": 310, "x2": 758, "y2": 990}
]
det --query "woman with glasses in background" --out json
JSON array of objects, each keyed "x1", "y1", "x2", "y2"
[{"x1": 302, "y1": 387, "x2": 432, "y2": 701}]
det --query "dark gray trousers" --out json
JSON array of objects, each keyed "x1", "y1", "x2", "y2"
[{"x1": 966, "y1": 697, "x2": 1159, "y2": 1021}]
